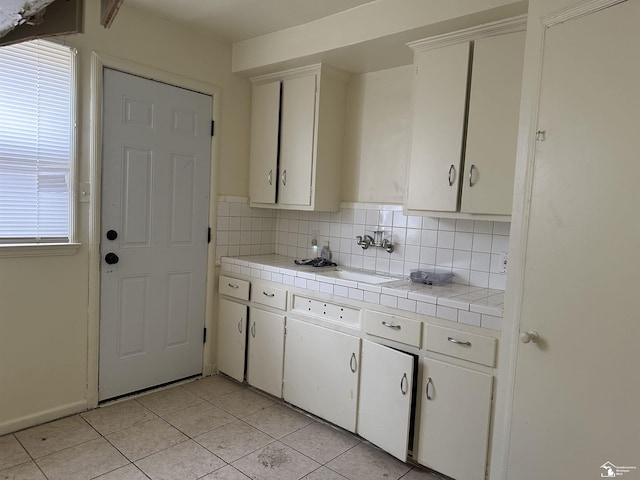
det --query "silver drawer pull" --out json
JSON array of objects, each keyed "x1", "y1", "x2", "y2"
[
  {"x1": 349, "y1": 352, "x2": 357, "y2": 373},
  {"x1": 469, "y1": 164, "x2": 477, "y2": 187},
  {"x1": 447, "y1": 336, "x2": 471, "y2": 347},
  {"x1": 448, "y1": 164, "x2": 456, "y2": 186},
  {"x1": 250, "y1": 322, "x2": 256, "y2": 338},
  {"x1": 262, "y1": 291, "x2": 275, "y2": 297},
  {"x1": 228, "y1": 283, "x2": 239, "y2": 289},
  {"x1": 426, "y1": 377, "x2": 434, "y2": 400},
  {"x1": 400, "y1": 373, "x2": 408, "y2": 395},
  {"x1": 237, "y1": 319, "x2": 243, "y2": 334},
  {"x1": 382, "y1": 321, "x2": 401, "y2": 330},
  {"x1": 268, "y1": 169, "x2": 273, "y2": 185}
]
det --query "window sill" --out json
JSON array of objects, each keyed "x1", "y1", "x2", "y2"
[{"x1": 0, "y1": 243, "x2": 81, "y2": 258}]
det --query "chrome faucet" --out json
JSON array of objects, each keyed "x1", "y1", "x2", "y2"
[
  {"x1": 356, "y1": 231, "x2": 394, "y2": 253},
  {"x1": 356, "y1": 234, "x2": 374, "y2": 250}
]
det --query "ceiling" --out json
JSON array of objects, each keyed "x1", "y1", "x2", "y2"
[{"x1": 124, "y1": 0, "x2": 376, "y2": 44}]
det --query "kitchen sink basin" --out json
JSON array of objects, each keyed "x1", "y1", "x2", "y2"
[{"x1": 321, "y1": 269, "x2": 400, "y2": 285}]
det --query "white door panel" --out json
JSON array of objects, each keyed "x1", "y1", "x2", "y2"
[
  {"x1": 283, "y1": 318, "x2": 360, "y2": 432},
  {"x1": 217, "y1": 298, "x2": 247, "y2": 383},
  {"x1": 279, "y1": 75, "x2": 316, "y2": 206},
  {"x1": 100, "y1": 68, "x2": 212, "y2": 401},
  {"x1": 249, "y1": 81, "x2": 280, "y2": 204},
  {"x1": 507, "y1": 1, "x2": 640, "y2": 477},
  {"x1": 357, "y1": 340, "x2": 414, "y2": 462}
]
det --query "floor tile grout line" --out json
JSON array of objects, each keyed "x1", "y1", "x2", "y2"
[{"x1": 5, "y1": 376, "x2": 435, "y2": 480}]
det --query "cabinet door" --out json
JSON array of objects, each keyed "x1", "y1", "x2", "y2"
[
  {"x1": 279, "y1": 74, "x2": 317, "y2": 207},
  {"x1": 416, "y1": 358, "x2": 493, "y2": 480},
  {"x1": 283, "y1": 318, "x2": 360, "y2": 432},
  {"x1": 406, "y1": 42, "x2": 470, "y2": 212},
  {"x1": 461, "y1": 31, "x2": 525, "y2": 214},
  {"x1": 217, "y1": 298, "x2": 247, "y2": 382},
  {"x1": 357, "y1": 340, "x2": 414, "y2": 462},
  {"x1": 247, "y1": 308, "x2": 285, "y2": 398},
  {"x1": 249, "y1": 81, "x2": 280, "y2": 204}
]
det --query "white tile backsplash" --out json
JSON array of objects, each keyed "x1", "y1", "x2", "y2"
[{"x1": 215, "y1": 197, "x2": 510, "y2": 289}]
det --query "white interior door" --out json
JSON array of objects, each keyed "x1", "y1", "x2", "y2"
[
  {"x1": 100, "y1": 68, "x2": 212, "y2": 401},
  {"x1": 507, "y1": 1, "x2": 640, "y2": 478}
]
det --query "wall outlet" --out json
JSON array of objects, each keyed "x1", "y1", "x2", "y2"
[{"x1": 498, "y1": 252, "x2": 508, "y2": 274}]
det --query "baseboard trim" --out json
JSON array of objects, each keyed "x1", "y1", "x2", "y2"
[{"x1": 0, "y1": 399, "x2": 88, "y2": 436}]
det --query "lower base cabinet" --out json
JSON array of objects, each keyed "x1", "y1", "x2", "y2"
[
  {"x1": 416, "y1": 358, "x2": 493, "y2": 480},
  {"x1": 357, "y1": 340, "x2": 415, "y2": 462},
  {"x1": 247, "y1": 308, "x2": 285, "y2": 397},
  {"x1": 217, "y1": 298, "x2": 247, "y2": 382},
  {"x1": 283, "y1": 318, "x2": 361, "y2": 432}
]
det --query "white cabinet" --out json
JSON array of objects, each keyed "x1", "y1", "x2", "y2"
[
  {"x1": 217, "y1": 297, "x2": 247, "y2": 383},
  {"x1": 247, "y1": 308, "x2": 285, "y2": 398},
  {"x1": 415, "y1": 358, "x2": 493, "y2": 480},
  {"x1": 283, "y1": 318, "x2": 361, "y2": 432},
  {"x1": 357, "y1": 340, "x2": 415, "y2": 462},
  {"x1": 249, "y1": 64, "x2": 347, "y2": 211},
  {"x1": 461, "y1": 31, "x2": 526, "y2": 214},
  {"x1": 248, "y1": 81, "x2": 280, "y2": 204},
  {"x1": 407, "y1": 41, "x2": 470, "y2": 213},
  {"x1": 406, "y1": 23, "x2": 525, "y2": 217}
]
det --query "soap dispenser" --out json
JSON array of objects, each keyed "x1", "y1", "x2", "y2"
[{"x1": 320, "y1": 243, "x2": 331, "y2": 261}]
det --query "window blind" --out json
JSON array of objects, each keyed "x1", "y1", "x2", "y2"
[{"x1": 0, "y1": 39, "x2": 74, "y2": 243}]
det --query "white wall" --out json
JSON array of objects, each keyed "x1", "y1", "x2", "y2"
[
  {"x1": 341, "y1": 66, "x2": 414, "y2": 203},
  {"x1": 232, "y1": 0, "x2": 527, "y2": 73},
  {"x1": 0, "y1": 2, "x2": 250, "y2": 434}
]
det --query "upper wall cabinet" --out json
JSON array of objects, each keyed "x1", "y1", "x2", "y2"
[
  {"x1": 405, "y1": 18, "x2": 526, "y2": 218},
  {"x1": 249, "y1": 64, "x2": 348, "y2": 211}
]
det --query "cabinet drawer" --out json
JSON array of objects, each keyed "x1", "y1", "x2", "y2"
[
  {"x1": 425, "y1": 325, "x2": 496, "y2": 367},
  {"x1": 219, "y1": 275, "x2": 250, "y2": 301},
  {"x1": 365, "y1": 310, "x2": 422, "y2": 348},
  {"x1": 252, "y1": 283, "x2": 287, "y2": 310}
]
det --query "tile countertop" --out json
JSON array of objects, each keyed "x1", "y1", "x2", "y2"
[{"x1": 220, "y1": 254, "x2": 504, "y2": 331}]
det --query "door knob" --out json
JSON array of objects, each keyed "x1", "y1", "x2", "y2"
[
  {"x1": 105, "y1": 252, "x2": 119, "y2": 265},
  {"x1": 106, "y1": 229, "x2": 118, "y2": 240},
  {"x1": 520, "y1": 330, "x2": 539, "y2": 344}
]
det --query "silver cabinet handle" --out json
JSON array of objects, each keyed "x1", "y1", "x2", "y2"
[
  {"x1": 267, "y1": 169, "x2": 273, "y2": 185},
  {"x1": 250, "y1": 321, "x2": 256, "y2": 338},
  {"x1": 426, "y1": 377, "x2": 434, "y2": 400},
  {"x1": 400, "y1": 373, "x2": 408, "y2": 395},
  {"x1": 382, "y1": 321, "x2": 401, "y2": 330},
  {"x1": 447, "y1": 336, "x2": 471, "y2": 347},
  {"x1": 448, "y1": 164, "x2": 456, "y2": 186},
  {"x1": 237, "y1": 319, "x2": 243, "y2": 334},
  {"x1": 282, "y1": 169, "x2": 287, "y2": 186},
  {"x1": 262, "y1": 291, "x2": 275, "y2": 298},
  {"x1": 349, "y1": 352, "x2": 357, "y2": 373},
  {"x1": 228, "y1": 283, "x2": 239, "y2": 289},
  {"x1": 469, "y1": 164, "x2": 476, "y2": 187}
]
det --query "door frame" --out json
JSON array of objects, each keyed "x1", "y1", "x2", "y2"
[
  {"x1": 87, "y1": 51, "x2": 221, "y2": 408},
  {"x1": 491, "y1": 0, "x2": 627, "y2": 478}
]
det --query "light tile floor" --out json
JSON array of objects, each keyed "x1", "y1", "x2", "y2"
[{"x1": 1, "y1": 375, "x2": 447, "y2": 480}]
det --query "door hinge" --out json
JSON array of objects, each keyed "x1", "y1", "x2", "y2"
[
  {"x1": 211, "y1": 120, "x2": 215, "y2": 137},
  {"x1": 203, "y1": 327, "x2": 207, "y2": 343},
  {"x1": 208, "y1": 227, "x2": 211, "y2": 243}
]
